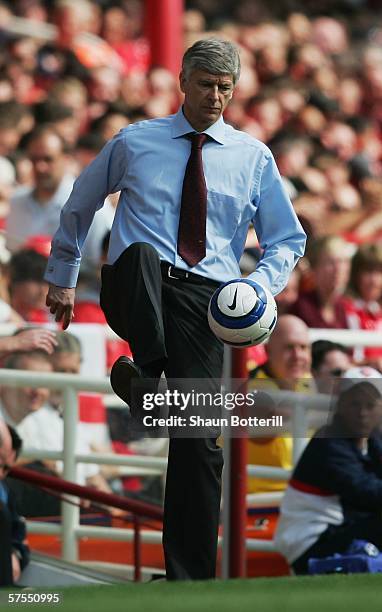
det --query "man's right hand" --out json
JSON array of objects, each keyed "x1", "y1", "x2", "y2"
[{"x1": 46, "y1": 284, "x2": 76, "y2": 330}]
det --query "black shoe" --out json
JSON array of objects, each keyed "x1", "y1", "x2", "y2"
[{"x1": 110, "y1": 356, "x2": 145, "y2": 407}]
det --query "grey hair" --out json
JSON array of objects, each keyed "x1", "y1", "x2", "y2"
[
  {"x1": 53, "y1": 330, "x2": 82, "y2": 357},
  {"x1": 182, "y1": 39, "x2": 241, "y2": 85}
]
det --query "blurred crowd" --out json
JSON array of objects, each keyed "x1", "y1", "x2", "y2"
[
  {"x1": 0, "y1": 0, "x2": 381, "y2": 525},
  {"x1": 0, "y1": 0, "x2": 379, "y2": 338}
]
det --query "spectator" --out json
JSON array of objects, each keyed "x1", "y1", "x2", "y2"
[
  {"x1": 0, "y1": 420, "x2": 29, "y2": 586},
  {"x1": 349, "y1": 118, "x2": 382, "y2": 182},
  {"x1": 312, "y1": 16, "x2": 348, "y2": 55},
  {"x1": 6, "y1": 126, "x2": 73, "y2": 254},
  {"x1": 275, "y1": 268, "x2": 301, "y2": 316},
  {"x1": 48, "y1": 78, "x2": 89, "y2": 134},
  {"x1": 102, "y1": 5, "x2": 150, "y2": 75},
  {"x1": 291, "y1": 236, "x2": 353, "y2": 328},
  {"x1": 75, "y1": 132, "x2": 107, "y2": 170},
  {"x1": 246, "y1": 95, "x2": 283, "y2": 142},
  {"x1": 8, "y1": 248, "x2": 50, "y2": 322},
  {"x1": 50, "y1": 330, "x2": 110, "y2": 449},
  {"x1": 90, "y1": 110, "x2": 129, "y2": 143},
  {"x1": 51, "y1": 0, "x2": 123, "y2": 74},
  {"x1": 312, "y1": 340, "x2": 353, "y2": 394},
  {"x1": 0, "y1": 349, "x2": 52, "y2": 429},
  {"x1": 0, "y1": 101, "x2": 33, "y2": 157},
  {"x1": 272, "y1": 136, "x2": 313, "y2": 194},
  {"x1": 6, "y1": 125, "x2": 113, "y2": 268},
  {"x1": 10, "y1": 149, "x2": 33, "y2": 188},
  {"x1": 120, "y1": 71, "x2": 150, "y2": 112},
  {"x1": 20, "y1": 330, "x2": 141, "y2": 508},
  {"x1": 33, "y1": 100, "x2": 81, "y2": 149},
  {"x1": 0, "y1": 156, "x2": 16, "y2": 222},
  {"x1": 88, "y1": 66, "x2": 122, "y2": 112},
  {"x1": 338, "y1": 78, "x2": 363, "y2": 119},
  {"x1": 275, "y1": 367, "x2": 382, "y2": 575},
  {"x1": 0, "y1": 286, "x2": 27, "y2": 326},
  {"x1": 344, "y1": 244, "x2": 382, "y2": 369},
  {"x1": 320, "y1": 121, "x2": 358, "y2": 165},
  {"x1": 0, "y1": 346, "x2": 117, "y2": 517},
  {"x1": 247, "y1": 315, "x2": 313, "y2": 493},
  {"x1": 36, "y1": 1, "x2": 92, "y2": 82},
  {"x1": 14, "y1": 344, "x2": 104, "y2": 484}
]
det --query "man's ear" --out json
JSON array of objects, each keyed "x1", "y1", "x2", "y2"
[{"x1": 179, "y1": 71, "x2": 186, "y2": 94}]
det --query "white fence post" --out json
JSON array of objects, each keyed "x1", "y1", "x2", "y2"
[
  {"x1": 291, "y1": 401, "x2": 307, "y2": 465},
  {"x1": 221, "y1": 345, "x2": 232, "y2": 580},
  {"x1": 61, "y1": 386, "x2": 79, "y2": 562}
]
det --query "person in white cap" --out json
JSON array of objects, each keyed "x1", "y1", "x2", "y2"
[{"x1": 275, "y1": 366, "x2": 382, "y2": 574}]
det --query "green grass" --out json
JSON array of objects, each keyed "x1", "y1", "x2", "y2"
[{"x1": 2, "y1": 574, "x2": 382, "y2": 612}]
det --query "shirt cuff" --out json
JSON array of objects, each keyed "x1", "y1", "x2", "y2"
[{"x1": 44, "y1": 255, "x2": 80, "y2": 288}]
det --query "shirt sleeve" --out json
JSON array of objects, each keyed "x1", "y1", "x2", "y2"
[
  {"x1": 248, "y1": 150, "x2": 306, "y2": 295},
  {"x1": 295, "y1": 436, "x2": 382, "y2": 511},
  {"x1": 44, "y1": 131, "x2": 127, "y2": 288},
  {"x1": 320, "y1": 439, "x2": 382, "y2": 511}
]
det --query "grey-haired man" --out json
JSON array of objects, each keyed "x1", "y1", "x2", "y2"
[{"x1": 44, "y1": 39, "x2": 306, "y2": 579}]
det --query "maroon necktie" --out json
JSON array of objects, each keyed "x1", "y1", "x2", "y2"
[{"x1": 177, "y1": 133, "x2": 207, "y2": 267}]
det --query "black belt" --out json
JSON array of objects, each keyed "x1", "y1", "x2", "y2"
[{"x1": 160, "y1": 261, "x2": 220, "y2": 287}]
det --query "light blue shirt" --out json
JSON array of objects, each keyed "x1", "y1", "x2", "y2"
[{"x1": 45, "y1": 107, "x2": 306, "y2": 294}]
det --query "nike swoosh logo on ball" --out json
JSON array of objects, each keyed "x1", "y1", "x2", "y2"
[{"x1": 228, "y1": 288, "x2": 238, "y2": 310}]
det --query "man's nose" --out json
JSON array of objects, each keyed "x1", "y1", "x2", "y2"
[{"x1": 208, "y1": 85, "x2": 219, "y2": 100}]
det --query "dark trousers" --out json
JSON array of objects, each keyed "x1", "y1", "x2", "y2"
[
  {"x1": 292, "y1": 516, "x2": 382, "y2": 575},
  {"x1": 0, "y1": 501, "x2": 13, "y2": 586},
  {"x1": 100, "y1": 242, "x2": 224, "y2": 580}
]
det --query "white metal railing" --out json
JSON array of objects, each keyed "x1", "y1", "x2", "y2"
[
  {"x1": 0, "y1": 367, "x2": 330, "y2": 563},
  {"x1": 2, "y1": 322, "x2": 382, "y2": 346},
  {"x1": 1, "y1": 325, "x2": 380, "y2": 567},
  {"x1": 309, "y1": 328, "x2": 382, "y2": 346}
]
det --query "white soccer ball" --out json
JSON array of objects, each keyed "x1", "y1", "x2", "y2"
[{"x1": 208, "y1": 279, "x2": 277, "y2": 347}]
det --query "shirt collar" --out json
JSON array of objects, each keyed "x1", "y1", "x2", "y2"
[{"x1": 171, "y1": 106, "x2": 227, "y2": 145}]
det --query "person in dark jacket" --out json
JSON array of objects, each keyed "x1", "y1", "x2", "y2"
[
  {"x1": 275, "y1": 366, "x2": 382, "y2": 574},
  {"x1": 0, "y1": 420, "x2": 29, "y2": 586}
]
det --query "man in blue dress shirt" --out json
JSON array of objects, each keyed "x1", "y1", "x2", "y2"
[{"x1": 44, "y1": 39, "x2": 306, "y2": 580}]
